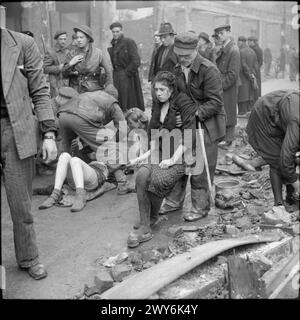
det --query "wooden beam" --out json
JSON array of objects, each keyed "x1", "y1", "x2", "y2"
[{"x1": 100, "y1": 233, "x2": 282, "y2": 299}]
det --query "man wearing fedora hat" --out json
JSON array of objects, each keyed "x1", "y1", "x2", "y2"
[
  {"x1": 43, "y1": 30, "x2": 69, "y2": 98},
  {"x1": 159, "y1": 31, "x2": 226, "y2": 221},
  {"x1": 214, "y1": 24, "x2": 240, "y2": 148},
  {"x1": 197, "y1": 32, "x2": 214, "y2": 62},
  {"x1": 237, "y1": 36, "x2": 259, "y2": 115},
  {"x1": 149, "y1": 22, "x2": 179, "y2": 82},
  {"x1": 62, "y1": 25, "x2": 113, "y2": 94}
]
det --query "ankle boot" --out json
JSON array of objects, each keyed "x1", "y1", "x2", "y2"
[
  {"x1": 190, "y1": 188, "x2": 210, "y2": 215},
  {"x1": 71, "y1": 189, "x2": 86, "y2": 212},
  {"x1": 39, "y1": 189, "x2": 61, "y2": 209}
]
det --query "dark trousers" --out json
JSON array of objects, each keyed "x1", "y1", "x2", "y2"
[
  {"x1": 136, "y1": 166, "x2": 164, "y2": 230},
  {"x1": 1, "y1": 118, "x2": 39, "y2": 268},
  {"x1": 238, "y1": 101, "x2": 253, "y2": 115},
  {"x1": 163, "y1": 131, "x2": 218, "y2": 209},
  {"x1": 225, "y1": 125, "x2": 235, "y2": 143}
]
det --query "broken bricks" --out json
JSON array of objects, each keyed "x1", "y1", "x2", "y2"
[
  {"x1": 225, "y1": 225, "x2": 240, "y2": 235},
  {"x1": 110, "y1": 264, "x2": 132, "y2": 282},
  {"x1": 94, "y1": 270, "x2": 114, "y2": 293}
]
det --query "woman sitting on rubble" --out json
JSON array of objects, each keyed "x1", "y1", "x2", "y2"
[
  {"x1": 62, "y1": 25, "x2": 113, "y2": 93},
  {"x1": 246, "y1": 90, "x2": 299, "y2": 218},
  {"x1": 38, "y1": 140, "x2": 109, "y2": 212},
  {"x1": 126, "y1": 71, "x2": 197, "y2": 248}
]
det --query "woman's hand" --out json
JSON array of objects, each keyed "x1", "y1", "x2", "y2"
[
  {"x1": 69, "y1": 55, "x2": 84, "y2": 66},
  {"x1": 159, "y1": 158, "x2": 175, "y2": 169}
]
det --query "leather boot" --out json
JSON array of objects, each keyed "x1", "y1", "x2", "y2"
[
  {"x1": 114, "y1": 169, "x2": 135, "y2": 195},
  {"x1": 184, "y1": 188, "x2": 210, "y2": 221},
  {"x1": 71, "y1": 189, "x2": 87, "y2": 212},
  {"x1": 39, "y1": 189, "x2": 61, "y2": 209}
]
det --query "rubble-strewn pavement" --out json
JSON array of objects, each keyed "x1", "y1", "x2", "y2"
[{"x1": 1, "y1": 76, "x2": 299, "y2": 299}]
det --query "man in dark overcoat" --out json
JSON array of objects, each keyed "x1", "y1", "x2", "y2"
[
  {"x1": 248, "y1": 36, "x2": 263, "y2": 101},
  {"x1": 108, "y1": 22, "x2": 144, "y2": 112},
  {"x1": 237, "y1": 36, "x2": 259, "y2": 115},
  {"x1": 148, "y1": 22, "x2": 179, "y2": 82},
  {"x1": 215, "y1": 24, "x2": 240, "y2": 147}
]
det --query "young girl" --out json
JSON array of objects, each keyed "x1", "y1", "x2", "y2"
[
  {"x1": 126, "y1": 71, "x2": 197, "y2": 248},
  {"x1": 39, "y1": 141, "x2": 108, "y2": 212}
]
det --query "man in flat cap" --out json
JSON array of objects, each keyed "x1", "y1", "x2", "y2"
[
  {"x1": 53, "y1": 86, "x2": 134, "y2": 195},
  {"x1": 248, "y1": 36, "x2": 263, "y2": 102},
  {"x1": 237, "y1": 36, "x2": 259, "y2": 115},
  {"x1": 108, "y1": 22, "x2": 144, "y2": 112},
  {"x1": 43, "y1": 30, "x2": 69, "y2": 98},
  {"x1": 148, "y1": 22, "x2": 179, "y2": 82},
  {"x1": 159, "y1": 31, "x2": 226, "y2": 222},
  {"x1": 214, "y1": 24, "x2": 240, "y2": 148},
  {"x1": 197, "y1": 32, "x2": 214, "y2": 62}
]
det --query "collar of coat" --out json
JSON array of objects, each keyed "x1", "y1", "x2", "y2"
[
  {"x1": 55, "y1": 43, "x2": 67, "y2": 53},
  {"x1": 1, "y1": 28, "x2": 17, "y2": 47},
  {"x1": 222, "y1": 39, "x2": 235, "y2": 54},
  {"x1": 175, "y1": 53, "x2": 210, "y2": 74},
  {"x1": 111, "y1": 34, "x2": 125, "y2": 46}
]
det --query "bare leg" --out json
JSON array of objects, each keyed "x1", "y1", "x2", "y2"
[
  {"x1": 69, "y1": 157, "x2": 98, "y2": 189},
  {"x1": 54, "y1": 152, "x2": 72, "y2": 190},
  {"x1": 270, "y1": 167, "x2": 283, "y2": 205},
  {"x1": 39, "y1": 152, "x2": 71, "y2": 209},
  {"x1": 69, "y1": 157, "x2": 98, "y2": 212}
]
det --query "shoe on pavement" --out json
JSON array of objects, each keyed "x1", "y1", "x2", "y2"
[
  {"x1": 117, "y1": 182, "x2": 136, "y2": 195},
  {"x1": 20, "y1": 263, "x2": 48, "y2": 280},
  {"x1": 71, "y1": 190, "x2": 86, "y2": 212},
  {"x1": 159, "y1": 203, "x2": 182, "y2": 215},
  {"x1": 39, "y1": 191, "x2": 61, "y2": 209}
]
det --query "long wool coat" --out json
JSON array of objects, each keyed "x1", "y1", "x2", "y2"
[
  {"x1": 238, "y1": 44, "x2": 259, "y2": 103},
  {"x1": 108, "y1": 35, "x2": 144, "y2": 111},
  {"x1": 216, "y1": 40, "x2": 240, "y2": 126}
]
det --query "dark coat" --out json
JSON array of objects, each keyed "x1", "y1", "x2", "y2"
[
  {"x1": 250, "y1": 44, "x2": 263, "y2": 99},
  {"x1": 62, "y1": 43, "x2": 113, "y2": 93},
  {"x1": 246, "y1": 90, "x2": 299, "y2": 184},
  {"x1": 149, "y1": 90, "x2": 198, "y2": 162},
  {"x1": 108, "y1": 35, "x2": 144, "y2": 111},
  {"x1": 238, "y1": 44, "x2": 258, "y2": 103},
  {"x1": 149, "y1": 44, "x2": 178, "y2": 82},
  {"x1": 174, "y1": 53, "x2": 226, "y2": 142},
  {"x1": 1, "y1": 28, "x2": 55, "y2": 160},
  {"x1": 216, "y1": 39, "x2": 240, "y2": 126},
  {"x1": 43, "y1": 43, "x2": 69, "y2": 98},
  {"x1": 198, "y1": 46, "x2": 214, "y2": 62},
  {"x1": 148, "y1": 43, "x2": 161, "y2": 82}
]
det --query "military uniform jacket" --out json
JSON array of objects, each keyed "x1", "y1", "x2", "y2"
[{"x1": 43, "y1": 43, "x2": 69, "y2": 95}]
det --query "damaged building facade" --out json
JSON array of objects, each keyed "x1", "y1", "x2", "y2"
[{"x1": 1, "y1": 1, "x2": 298, "y2": 64}]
